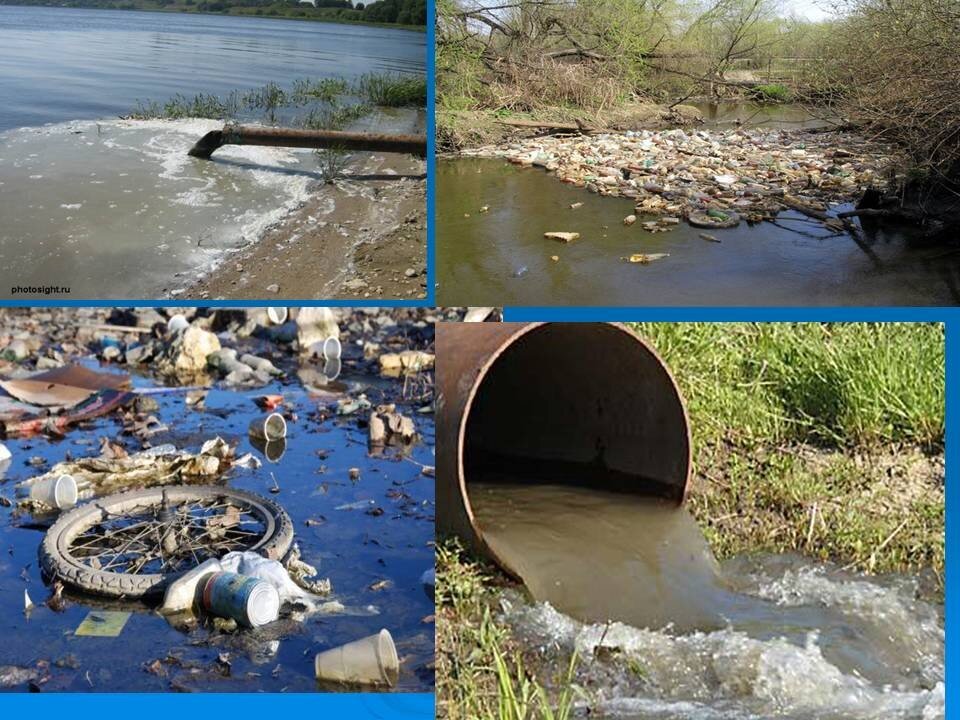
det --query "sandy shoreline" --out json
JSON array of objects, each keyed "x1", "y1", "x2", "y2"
[{"x1": 180, "y1": 150, "x2": 426, "y2": 301}]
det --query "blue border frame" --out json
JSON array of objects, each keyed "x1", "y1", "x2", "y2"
[{"x1": 0, "y1": 693, "x2": 435, "y2": 716}]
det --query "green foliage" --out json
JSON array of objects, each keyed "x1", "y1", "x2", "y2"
[
  {"x1": 750, "y1": 83, "x2": 791, "y2": 102},
  {"x1": 355, "y1": 72, "x2": 427, "y2": 106},
  {"x1": 630, "y1": 322, "x2": 945, "y2": 451},
  {"x1": 361, "y1": 0, "x2": 425, "y2": 25},
  {"x1": 126, "y1": 73, "x2": 419, "y2": 125}
]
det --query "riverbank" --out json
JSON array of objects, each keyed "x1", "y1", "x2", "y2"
[
  {"x1": 436, "y1": 322, "x2": 944, "y2": 719},
  {"x1": 180, "y1": 151, "x2": 426, "y2": 300}
]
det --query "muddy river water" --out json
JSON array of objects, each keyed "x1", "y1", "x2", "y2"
[
  {"x1": 437, "y1": 104, "x2": 960, "y2": 306},
  {"x1": 470, "y1": 481, "x2": 943, "y2": 719},
  {"x1": 0, "y1": 354, "x2": 435, "y2": 692}
]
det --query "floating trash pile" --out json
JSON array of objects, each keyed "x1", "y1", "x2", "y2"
[{"x1": 463, "y1": 128, "x2": 895, "y2": 228}]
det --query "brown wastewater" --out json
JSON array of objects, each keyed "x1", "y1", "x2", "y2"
[{"x1": 437, "y1": 323, "x2": 944, "y2": 720}]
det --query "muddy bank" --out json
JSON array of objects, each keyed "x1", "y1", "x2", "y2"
[{"x1": 181, "y1": 154, "x2": 426, "y2": 301}]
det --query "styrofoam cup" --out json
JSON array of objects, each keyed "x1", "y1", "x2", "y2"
[
  {"x1": 266, "y1": 307, "x2": 289, "y2": 325},
  {"x1": 30, "y1": 474, "x2": 78, "y2": 509},
  {"x1": 314, "y1": 628, "x2": 399, "y2": 687},
  {"x1": 249, "y1": 413, "x2": 287, "y2": 442}
]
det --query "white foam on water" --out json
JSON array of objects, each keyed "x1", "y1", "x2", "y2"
[
  {"x1": 0, "y1": 117, "x2": 325, "y2": 295},
  {"x1": 499, "y1": 560, "x2": 944, "y2": 720}
]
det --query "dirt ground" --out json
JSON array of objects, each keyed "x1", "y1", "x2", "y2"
[{"x1": 182, "y1": 151, "x2": 426, "y2": 301}]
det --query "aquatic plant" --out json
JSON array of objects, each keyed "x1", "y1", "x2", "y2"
[
  {"x1": 355, "y1": 72, "x2": 427, "y2": 106},
  {"x1": 243, "y1": 82, "x2": 287, "y2": 122},
  {"x1": 290, "y1": 77, "x2": 350, "y2": 104},
  {"x1": 301, "y1": 103, "x2": 372, "y2": 131},
  {"x1": 314, "y1": 146, "x2": 351, "y2": 184},
  {"x1": 750, "y1": 83, "x2": 791, "y2": 103}
]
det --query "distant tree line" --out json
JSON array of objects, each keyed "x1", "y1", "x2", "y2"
[{"x1": 0, "y1": 0, "x2": 426, "y2": 27}]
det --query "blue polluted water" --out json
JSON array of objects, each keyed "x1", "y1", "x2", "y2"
[{"x1": 0, "y1": 336, "x2": 434, "y2": 692}]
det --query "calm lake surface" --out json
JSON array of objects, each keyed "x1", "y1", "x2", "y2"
[{"x1": 0, "y1": 5, "x2": 425, "y2": 130}]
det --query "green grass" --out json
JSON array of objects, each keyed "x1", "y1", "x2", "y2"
[
  {"x1": 630, "y1": 322, "x2": 944, "y2": 451},
  {"x1": 751, "y1": 83, "x2": 792, "y2": 102},
  {"x1": 437, "y1": 541, "x2": 582, "y2": 720},
  {"x1": 126, "y1": 73, "x2": 424, "y2": 124},
  {"x1": 356, "y1": 73, "x2": 427, "y2": 107}
]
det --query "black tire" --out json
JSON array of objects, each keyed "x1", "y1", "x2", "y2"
[{"x1": 40, "y1": 485, "x2": 294, "y2": 600}]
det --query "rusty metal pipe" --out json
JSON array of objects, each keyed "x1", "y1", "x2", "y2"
[
  {"x1": 437, "y1": 322, "x2": 692, "y2": 571},
  {"x1": 188, "y1": 126, "x2": 427, "y2": 159}
]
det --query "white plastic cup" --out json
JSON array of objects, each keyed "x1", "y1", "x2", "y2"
[
  {"x1": 323, "y1": 357, "x2": 342, "y2": 382},
  {"x1": 314, "y1": 628, "x2": 399, "y2": 687},
  {"x1": 167, "y1": 314, "x2": 189, "y2": 335},
  {"x1": 249, "y1": 413, "x2": 287, "y2": 442},
  {"x1": 323, "y1": 336, "x2": 342, "y2": 361},
  {"x1": 29, "y1": 474, "x2": 78, "y2": 509},
  {"x1": 266, "y1": 307, "x2": 289, "y2": 325}
]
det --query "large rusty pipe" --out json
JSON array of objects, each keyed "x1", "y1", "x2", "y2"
[
  {"x1": 437, "y1": 322, "x2": 692, "y2": 573},
  {"x1": 188, "y1": 126, "x2": 427, "y2": 159}
]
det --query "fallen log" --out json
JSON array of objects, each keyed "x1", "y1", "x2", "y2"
[{"x1": 188, "y1": 125, "x2": 427, "y2": 159}]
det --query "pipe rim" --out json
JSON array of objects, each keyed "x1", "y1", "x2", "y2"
[{"x1": 454, "y1": 322, "x2": 693, "y2": 573}]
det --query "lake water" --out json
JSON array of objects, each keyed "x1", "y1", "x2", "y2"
[
  {"x1": 0, "y1": 6, "x2": 425, "y2": 299},
  {"x1": 0, "y1": 6, "x2": 425, "y2": 131}
]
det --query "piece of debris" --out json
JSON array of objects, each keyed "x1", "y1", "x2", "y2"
[
  {"x1": 623, "y1": 253, "x2": 670, "y2": 264},
  {"x1": 544, "y1": 231, "x2": 579, "y2": 243},
  {"x1": 368, "y1": 404, "x2": 416, "y2": 446}
]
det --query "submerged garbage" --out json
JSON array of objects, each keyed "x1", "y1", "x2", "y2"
[
  {"x1": 0, "y1": 306, "x2": 437, "y2": 692},
  {"x1": 463, "y1": 128, "x2": 894, "y2": 227}
]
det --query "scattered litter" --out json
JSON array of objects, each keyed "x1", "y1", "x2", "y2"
[
  {"x1": 249, "y1": 413, "x2": 287, "y2": 442},
  {"x1": 379, "y1": 350, "x2": 435, "y2": 376},
  {"x1": 75, "y1": 610, "x2": 131, "y2": 637},
  {"x1": 624, "y1": 253, "x2": 670, "y2": 264},
  {"x1": 463, "y1": 307, "x2": 495, "y2": 323},
  {"x1": 16, "y1": 437, "x2": 237, "y2": 506},
  {"x1": 220, "y1": 551, "x2": 335, "y2": 610},
  {"x1": 254, "y1": 394, "x2": 284, "y2": 411},
  {"x1": 0, "y1": 365, "x2": 129, "y2": 408},
  {"x1": 465, "y1": 128, "x2": 893, "y2": 225},
  {"x1": 160, "y1": 558, "x2": 223, "y2": 615},
  {"x1": 623, "y1": 214, "x2": 637, "y2": 226},
  {"x1": 336, "y1": 500, "x2": 375, "y2": 511},
  {"x1": 296, "y1": 307, "x2": 340, "y2": 356},
  {"x1": 544, "y1": 231, "x2": 579, "y2": 243},
  {"x1": 369, "y1": 404, "x2": 416, "y2": 447},
  {"x1": 314, "y1": 628, "x2": 398, "y2": 687},
  {"x1": 25, "y1": 473, "x2": 77, "y2": 510},
  {"x1": 337, "y1": 394, "x2": 372, "y2": 415},
  {"x1": 700, "y1": 232, "x2": 720, "y2": 242},
  {"x1": 201, "y1": 572, "x2": 280, "y2": 629},
  {"x1": 24, "y1": 589, "x2": 33, "y2": 612},
  {"x1": 3, "y1": 389, "x2": 135, "y2": 438}
]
